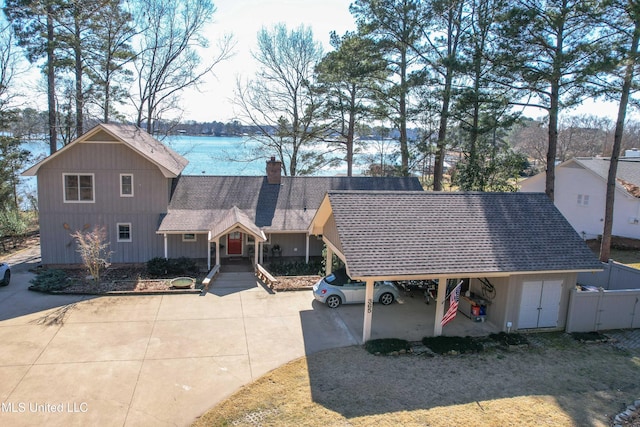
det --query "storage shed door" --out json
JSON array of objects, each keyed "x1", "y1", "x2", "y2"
[{"x1": 518, "y1": 280, "x2": 563, "y2": 329}]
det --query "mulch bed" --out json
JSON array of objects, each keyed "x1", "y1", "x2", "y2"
[
  {"x1": 51, "y1": 266, "x2": 205, "y2": 294},
  {"x1": 271, "y1": 275, "x2": 320, "y2": 291}
]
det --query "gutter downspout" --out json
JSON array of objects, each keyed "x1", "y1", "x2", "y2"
[{"x1": 164, "y1": 234, "x2": 168, "y2": 259}]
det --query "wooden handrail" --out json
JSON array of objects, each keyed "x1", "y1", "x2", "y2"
[
  {"x1": 202, "y1": 264, "x2": 220, "y2": 291},
  {"x1": 255, "y1": 263, "x2": 278, "y2": 289}
]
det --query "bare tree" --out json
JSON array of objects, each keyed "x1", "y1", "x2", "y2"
[
  {"x1": 4, "y1": 0, "x2": 61, "y2": 154},
  {"x1": 71, "y1": 225, "x2": 112, "y2": 283},
  {"x1": 0, "y1": 22, "x2": 25, "y2": 114},
  {"x1": 131, "y1": 0, "x2": 233, "y2": 135},
  {"x1": 557, "y1": 115, "x2": 613, "y2": 160},
  {"x1": 234, "y1": 24, "x2": 327, "y2": 176}
]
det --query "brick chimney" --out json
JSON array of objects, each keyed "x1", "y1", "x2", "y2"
[{"x1": 266, "y1": 156, "x2": 282, "y2": 184}]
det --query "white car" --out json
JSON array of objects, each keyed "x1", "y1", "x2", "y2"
[
  {"x1": 0, "y1": 262, "x2": 10, "y2": 286},
  {"x1": 312, "y1": 268, "x2": 399, "y2": 308}
]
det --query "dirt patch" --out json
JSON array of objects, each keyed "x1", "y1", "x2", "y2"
[
  {"x1": 587, "y1": 237, "x2": 640, "y2": 251},
  {"x1": 0, "y1": 232, "x2": 40, "y2": 260}
]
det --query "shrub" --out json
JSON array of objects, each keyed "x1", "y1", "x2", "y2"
[
  {"x1": 365, "y1": 338, "x2": 411, "y2": 355},
  {"x1": 267, "y1": 260, "x2": 322, "y2": 276},
  {"x1": 70, "y1": 225, "x2": 112, "y2": 282},
  {"x1": 489, "y1": 332, "x2": 529, "y2": 346},
  {"x1": 570, "y1": 331, "x2": 606, "y2": 343},
  {"x1": 422, "y1": 336, "x2": 483, "y2": 355},
  {"x1": 168, "y1": 257, "x2": 197, "y2": 275},
  {"x1": 29, "y1": 269, "x2": 69, "y2": 292},
  {"x1": 147, "y1": 257, "x2": 198, "y2": 277},
  {"x1": 147, "y1": 257, "x2": 169, "y2": 277}
]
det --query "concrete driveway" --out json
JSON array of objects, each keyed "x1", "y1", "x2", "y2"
[
  {"x1": 0, "y1": 248, "x2": 359, "y2": 427},
  {"x1": 0, "y1": 245, "x2": 500, "y2": 426}
]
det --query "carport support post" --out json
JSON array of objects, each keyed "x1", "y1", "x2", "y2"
[
  {"x1": 254, "y1": 239, "x2": 259, "y2": 266},
  {"x1": 325, "y1": 246, "x2": 333, "y2": 276},
  {"x1": 215, "y1": 237, "x2": 220, "y2": 266},
  {"x1": 163, "y1": 234, "x2": 168, "y2": 259},
  {"x1": 433, "y1": 276, "x2": 448, "y2": 336},
  {"x1": 362, "y1": 279, "x2": 375, "y2": 344}
]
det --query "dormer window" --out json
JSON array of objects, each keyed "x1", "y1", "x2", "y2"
[
  {"x1": 120, "y1": 174, "x2": 134, "y2": 197},
  {"x1": 63, "y1": 173, "x2": 94, "y2": 203}
]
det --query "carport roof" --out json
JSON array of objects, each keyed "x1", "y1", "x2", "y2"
[{"x1": 315, "y1": 191, "x2": 603, "y2": 278}]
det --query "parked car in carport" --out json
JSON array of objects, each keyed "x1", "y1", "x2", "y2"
[
  {"x1": 313, "y1": 268, "x2": 399, "y2": 308},
  {"x1": 0, "y1": 262, "x2": 10, "y2": 286}
]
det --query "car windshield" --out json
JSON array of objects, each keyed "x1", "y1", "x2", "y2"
[{"x1": 325, "y1": 269, "x2": 350, "y2": 286}]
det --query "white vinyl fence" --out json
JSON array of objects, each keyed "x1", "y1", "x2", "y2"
[{"x1": 566, "y1": 261, "x2": 640, "y2": 333}]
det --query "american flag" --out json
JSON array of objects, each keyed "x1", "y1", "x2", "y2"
[{"x1": 441, "y1": 281, "x2": 463, "y2": 326}]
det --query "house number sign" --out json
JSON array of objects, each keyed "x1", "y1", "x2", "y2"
[{"x1": 367, "y1": 299, "x2": 373, "y2": 314}]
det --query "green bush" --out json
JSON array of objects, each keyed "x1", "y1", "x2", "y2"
[
  {"x1": 422, "y1": 336, "x2": 483, "y2": 354},
  {"x1": 489, "y1": 332, "x2": 529, "y2": 346},
  {"x1": 29, "y1": 269, "x2": 69, "y2": 292},
  {"x1": 570, "y1": 331, "x2": 606, "y2": 343},
  {"x1": 147, "y1": 257, "x2": 198, "y2": 277},
  {"x1": 365, "y1": 338, "x2": 411, "y2": 355},
  {"x1": 168, "y1": 257, "x2": 197, "y2": 275},
  {"x1": 147, "y1": 257, "x2": 169, "y2": 277},
  {"x1": 267, "y1": 260, "x2": 322, "y2": 276}
]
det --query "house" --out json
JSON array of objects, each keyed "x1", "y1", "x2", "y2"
[
  {"x1": 309, "y1": 191, "x2": 602, "y2": 341},
  {"x1": 519, "y1": 157, "x2": 640, "y2": 240},
  {"x1": 23, "y1": 123, "x2": 423, "y2": 267}
]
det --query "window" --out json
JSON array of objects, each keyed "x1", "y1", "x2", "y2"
[
  {"x1": 64, "y1": 174, "x2": 94, "y2": 202},
  {"x1": 577, "y1": 194, "x2": 590, "y2": 206},
  {"x1": 120, "y1": 174, "x2": 134, "y2": 197},
  {"x1": 117, "y1": 223, "x2": 132, "y2": 242},
  {"x1": 182, "y1": 233, "x2": 197, "y2": 242}
]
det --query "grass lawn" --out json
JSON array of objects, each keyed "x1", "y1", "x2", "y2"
[
  {"x1": 192, "y1": 333, "x2": 640, "y2": 427},
  {"x1": 607, "y1": 248, "x2": 640, "y2": 268},
  {"x1": 586, "y1": 239, "x2": 640, "y2": 269}
]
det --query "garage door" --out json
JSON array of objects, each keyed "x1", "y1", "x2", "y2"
[{"x1": 518, "y1": 280, "x2": 563, "y2": 329}]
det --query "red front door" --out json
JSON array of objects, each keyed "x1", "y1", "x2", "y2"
[{"x1": 227, "y1": 231, "x2": 242, "y2": 255}]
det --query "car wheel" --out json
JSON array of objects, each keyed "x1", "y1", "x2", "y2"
[
  {"x1": 379, "y1": 292, "x2": 394, "y2": 305},
  {"x1": 326, "y1": 295, "x2": 341, "y2": 308},
  {"x1": 1, "y1": 270, "x2": 9, "y2": 286}
]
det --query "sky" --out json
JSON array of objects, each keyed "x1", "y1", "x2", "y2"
[
  {"x1": 154, "y1": 0, "x2": 624, "y2": 124},
  {"x1": 180, "y1": 0, "x2": 357, "y2": 123},
  {"x1": 10, "y1": 0, "x2": 623, "y2": 125}
]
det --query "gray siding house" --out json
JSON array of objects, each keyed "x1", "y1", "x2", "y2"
[{"x1": 24, "y1": 123, "x2": 423, "y2": 267}]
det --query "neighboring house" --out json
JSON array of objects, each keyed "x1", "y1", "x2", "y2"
[
  {"x1": 309, "y1": 191, "x2": 602, "y2": 340},
  {"x1": 23, "y1": 123, "x2": 423, "y2": 267},
  {"x1": 519, "y1": 157, "x2": 640, "y2": 240}
]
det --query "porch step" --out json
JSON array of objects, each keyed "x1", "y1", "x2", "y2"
[
  {"x1": 211, "y1": 272, "x2": 257, "y2": 289},
  {"x1": 220, "y1": 259, "x2": 253, "y2": 272}
]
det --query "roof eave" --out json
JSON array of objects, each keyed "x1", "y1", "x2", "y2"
[
  {"x1": 22, "y1": 125, "x2": 107, "y2": 176},
  {"x1": 348, "y1": 266, "x2": 604, "y2": 282}
]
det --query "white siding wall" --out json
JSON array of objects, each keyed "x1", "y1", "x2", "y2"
[{"x1": 521, "y1": 166, "x2": 640, "y2": 239}]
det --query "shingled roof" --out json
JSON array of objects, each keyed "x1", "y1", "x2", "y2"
[
  {"x1": 567, "y1": 158, "x2": 640, "y2": 198},
  {"x1": 23, "y1": 123, "x2": 188, "y2": 177},
  {"x1": 318, "y1": 191, "x2": 602, "y2": 278},
  {"x1": 158, "y1": 176, "x2": 423, "y2": 233}
]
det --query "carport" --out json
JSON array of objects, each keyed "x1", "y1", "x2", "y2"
[{"x1": 309, "y1": 191, "x2": 603, "y2": 343}]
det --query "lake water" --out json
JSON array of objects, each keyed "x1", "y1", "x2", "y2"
[
  {"x1": 164, "y1": 135, "x2": 277, "y2": 176},
  {"x1": 19, "y1": 135, "x2": 391, "y2": 201}
]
